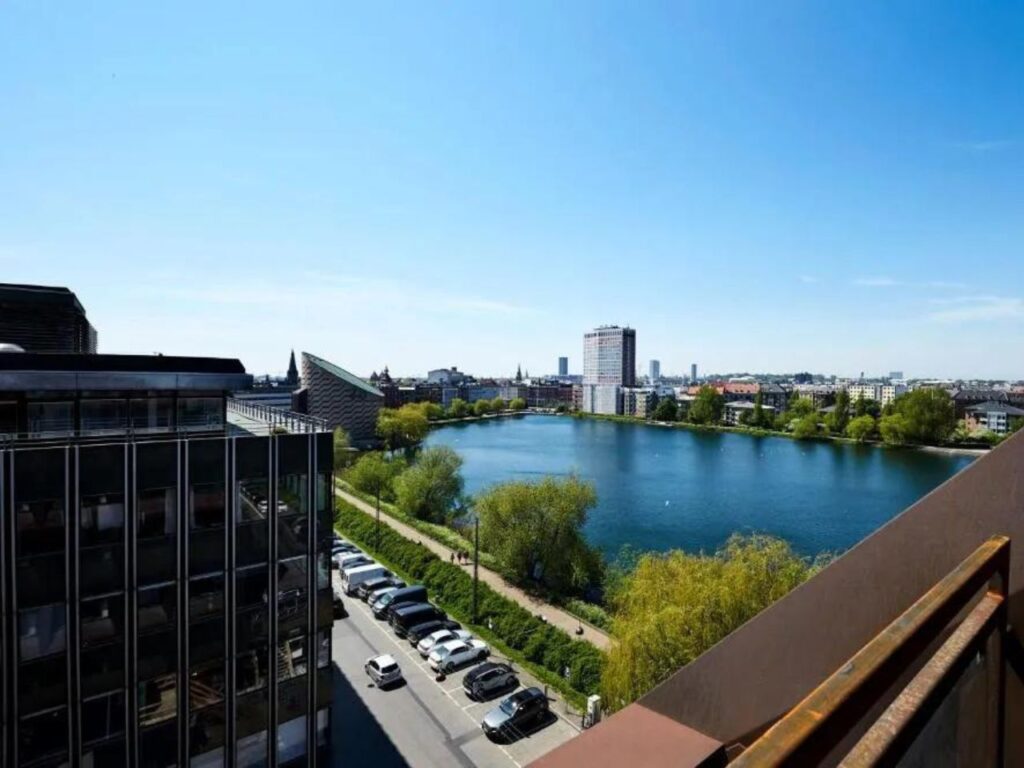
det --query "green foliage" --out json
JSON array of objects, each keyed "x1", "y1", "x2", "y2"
[
  {"x1": 418, "y1": 402, "x2": 445, "y2": 421},
  {"x1": 394, "y1": 445, "x2": 465, "y2": 523},
  {"x1": 750, "y1": 390, "x2": 768, "y2": 428},
  {"x1": 792, "y1": 413, "x2": 820, "y2": 439},
  {"x1": 826, "y1": 390, "x2": 851, "y2": 434},
  {"x1": 879, "y1": 413, "x2": 907, "y2": 445},
  {"x1": 845, "y1": 414, "x2": 876, "y2": 442},
  {"x1": 563, "y1": 598, "x2": 612, "y2": 631},
  {"x1": 332, "y1": 427, "x2": 352, "y2": 471},
  {"x1": 853, "y1": 395, "x2": 881, "y2": 419},
  {"x1": 447, "y1": 398, "x2": 469, "y2": 419},
  {"x1": 334, "y1": 499, "x2": 604, "y2": 702},
  {"x1": 509, "y1": 397, "x2": 527, "y2": 411},
  {"x1": 652, "y1": 398, "x2": 678, "y2": 422},
  {"x1": 345, "y1": 452, "x2": 404, "y2": 502},
  {"x1": 491, "y1": 397, "x2": 506, "y2": 412},
  {"x1": 689, "y1": 386, "x2": 725, "y2": 425},
  {"x1": 472, "y1": 399, "x2": 492, "y2": 417},
  {"x1": 476, "y1": 476, "x2": 604, "y2": 594},
  {"x1": 600, "y1": 534, "x2": 821, "y2": 710},
  {"x1": 890, "y1": 388, "x2": 955, "y2": 445},
  {"x1": 787, "y1": 396, "x2": 816, "y2": 418},
  {"x1": 376, "y1": 404, "x2": 429, "y2": 452}
]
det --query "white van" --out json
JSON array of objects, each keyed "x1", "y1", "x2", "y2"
[{"x1": 341, "y1": 563, "x2": 391, "y2": 596}]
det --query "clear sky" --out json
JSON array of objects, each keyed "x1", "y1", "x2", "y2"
[{"x1": 1, "y1": 2, "x2": 1021, "y2": 380}]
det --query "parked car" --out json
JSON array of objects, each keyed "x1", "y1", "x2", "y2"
[
  {"x1": 481, "y1": 687, "x2": 549, "y2": 740},
  {"x1": 417, "y1": 628, "x2": 472, "y2": 658},
  {"x1": 368, "y1": 586, "x2": 400, "y2": 607},
  {"x1": 341, "y1": 564, "x2": 392, "y2": 596},
  {"x1": 463, "y1": 662, "x2": 518, "y2": 700},
  {"x1": 364, "y1": 654, "x2": 402, "y2": 688},
  {"x1": 372, "y1": 585, "x2": 428, "y2": 620},
  {"x1": 356, "y1": 576, "x2": 406, "y2": 601},
  {"x1": 333, "y1": 542, "x2": 360, "y2": 555},
  {"x1": 332, "y1": 589, "x2": 346, "y2": 619},
  {"x1": 406, "y1": 619, "x2": 462, "y2": 645},
  {"x1": 390, "y1": 603, "x2": 446, "y2": 638},
  {"x1": 334, "y1": 552, "x2": 373, "y2": 571},
  {"x1": 428, "y1": 638, "x2": 490, "y2": 673}
]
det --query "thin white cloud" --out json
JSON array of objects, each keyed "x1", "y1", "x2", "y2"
[
  {"x1": 928, "y1": 296, "x2": 1024, "y2": 323},
  {"x1": 947, "y1": 139, "x2": 1016, "y2": 153},
  {"x1": 798, "y1": 275, "x2": 819, "y2": 284},
  {"x1": 853, "y1": 277, "x2": 899, "y2": 287},
  {"x1": 925, "y1": 280, "x2": 969, "y2": 290}
]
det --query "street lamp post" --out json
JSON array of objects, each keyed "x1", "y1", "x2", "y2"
[
  {"x1": 375, "y1": 486, "x2": 381, "y2": 552},
  {"x1": 472, "y1": 518, "x2": 479, "y2": 624}
]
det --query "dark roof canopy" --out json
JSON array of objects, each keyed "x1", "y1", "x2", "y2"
[{"x1": 0, "y1": 352, "x2": 245, "y2": 374}]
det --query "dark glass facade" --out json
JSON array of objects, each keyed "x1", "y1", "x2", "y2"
[
  {"x1": 1, "y1": 430, "x2": 333, "y2": 767},
  {"x1": 0, "y1": 283, "x2": 97, "y2": 354}
]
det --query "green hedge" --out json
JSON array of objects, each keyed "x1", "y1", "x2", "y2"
[{"x1": 335, "y1": 498, "x2": 604, "y2": 702}]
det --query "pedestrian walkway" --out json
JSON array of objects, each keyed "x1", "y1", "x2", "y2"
[{"x1": 334, "y1": 485, "x2": 613, "y2": 651}]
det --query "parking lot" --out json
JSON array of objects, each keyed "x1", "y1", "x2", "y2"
[{"x1": 331, "y1": 574, "x2": 582, "y2": 767}]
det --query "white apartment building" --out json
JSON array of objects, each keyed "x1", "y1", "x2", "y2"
[{"x1": 845, "y1": 382, "x2": 907, "y2": 407}]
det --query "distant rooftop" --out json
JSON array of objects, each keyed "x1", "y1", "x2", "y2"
[{"x1": 303, "y1": 351, "x2": 383, "y2": 397}]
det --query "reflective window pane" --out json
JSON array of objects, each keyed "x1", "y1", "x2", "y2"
[
  {"x1": 139, "y1": 673, "x2": 177, "y2": 726},
  {"x1": 236, "y1": 728, "x2": 267, "y2": 768},
  {"x1": 131, "y1": 397, "x2": 173, "y2": 433},
  {"x1": 178, "y1": 397, "x2": 223, "y2": 431},
  {"x1": 19, "y1": 603, "x2": 66, "y2": 660},
  {"x1": 19, "y1": 707, "x2": 68, "y2": 764},
  {"x1": 138, "y1": 584, "x2": 176, "y2": 634},
  {"x1": 17, "y1": 499, "x2": 65, "y2": 555},
  {"x1": 81, "y1": 690, "x2": 125, "y2": 745},
  {"x1": 81, "y1": 493, "x2": 125, "y2": 546},
  {"x1": 81, "y1": 595, "x2": 123, "y2": 648},
  {"x1": 80, "y1": 399, "x2": 127, "y2": 434}
]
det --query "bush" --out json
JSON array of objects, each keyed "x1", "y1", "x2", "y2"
[{"x1": 334, "y1": 498, "x2": 604, "y2": 702}]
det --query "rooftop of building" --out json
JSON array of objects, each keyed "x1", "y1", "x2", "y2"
[
  {"x1": 302, "y1": 351, "x2": 383, "y2": 398},
  {"x1": 0, "y1": 282, "x2": 89, "y2": 313},
  {"x1": 966, "y1": 400, "x2": 1024, "y2": 415}
]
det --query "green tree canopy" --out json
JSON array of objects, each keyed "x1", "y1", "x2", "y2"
[
  {"x1": 652, "y1": 398, "x2": 678, "y2": 422},
  {"x1": 491, "y1": 397, "x2": 506, "y2": 412},
  {"x1": 345, "y1": 452, "x2": 405, "y2": 503},
  {"x1": 787, "y1": 396, "x2": 816, "y2": 418},
  {"x1": 509, "y1": 397, "x2": 527, "y2": 411},
  {"x1": 418, "y1": 402, "x2": 445, "y2": 421},
  {"x1": 792, "y1": 413, "x2": 820, "y2": 440},
  {"x1": 476, "y1": 476, "x2": 603, "y2": 594},
  {"x1": 472, "y1": 399, "x2": 492, "y2": 417},
  {"x1": 600, "y1": 535, "x2": 820, "y2": 711},
  {"x1": 447, "y1": 398, "x2": 469, "y2": 419},
  {"x1": 393, "y1": 445, "x2": 465, "y2": 523},
  {"x1": 890, "y1": 388, "x2": 955, "y2": 444},
  {"x1": 332, "y1": 427, "x2": 352, "y2": 471},
  {"x1": 853, "y1": 395, "x2": 881, "y2": 419},
  {"x1": 689, "y1": 386, "x2": 725, "y2": 425},
  {"x1": 376, "y1": 404, "x2": 430, "y2": 452},
  {"x1": 879, "y1": 413, "x2": 908, "y2": 445},
  {"x1": 826, "y1": 389, "x2": 851, "y2": 434},
  {"x1": 845, "y1": 415, "x2": 876, "y2": 442}
]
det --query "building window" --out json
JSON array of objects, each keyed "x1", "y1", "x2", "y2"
[
  {"x1": 189, "y1": 574, "x2": 225, "y2": 621},
  {"x1": 19, "y1": 603, "x2": 66, "y2": 661},
  {"x1": 19, "y1": 707, "x2": 68, "y2": 764},
  {"x1": 236, "y1": 565, "x2": 267, "y2": 609},
  {"x1": 16, "y1": 498, "x2": 65, "y2": 555},
  {"x1": 178, "y1": 397, "x2": 223, "y2": 431},
  {"x1": 131, "y1": 397, "x2": 173, "y2": 433},
  {"x1": 80, "y1": 399, "x2": 128, "y2": 434},
  {"x1": 81, "y1": 595, "x2": 123, "y2": 648},
  {"x1": 81, "y1": 690, "x2": 125, "y2": 745},
  {"x1": 81, "y1": 493, "x2": 125, "y2": 546},
  {"x1": 317, "y1": 630, "x2": 329, "y2": 669},
  {"x1": 138, "y1": 488, "x2": 176, "y2": 538},
  {"x1": 236, "y1": 729, "x2": 267, "y2": 768},
  {"x1": 316, "y1": 707, "x2": 329, "y2": 748},
  {"x1": 190, "y1": 746, "x2": 225, "y2": 768},
  {"x1": 0, "y1": 400, "x2": 16, "y2": 435},
  {"x1": 236, "y1": 647, "x2": 269, "y2": 695},
  {"x1": 138, "y1": 584, "x2": 177, "y2": 634},
  {"x1": 278, "y1": 635, "x2": 307, "y2": 682},
  {"x1": 191, "y1": 483, "x2": 225, "y2": 528},
  {"x1": 139, "y1": 673, "x2": 177, "y2": 726},
  {"x1": 276, "y1": 715, "x2": 307, "y2": 764},
  {"x1": 26, "y1": 401, "x2": 73, "y2": 437}
]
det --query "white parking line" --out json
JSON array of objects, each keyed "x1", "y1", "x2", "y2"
[{"x1": 345, "y1": 598, "x2": 523, "y2": 768}]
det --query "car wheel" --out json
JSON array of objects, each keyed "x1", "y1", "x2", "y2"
[
  {"x1": 444, "y1": 662, "x2": 453, "y2": 674},
  {"x1": 478, "y1": 650, "x2": 487, "y2": 661}
]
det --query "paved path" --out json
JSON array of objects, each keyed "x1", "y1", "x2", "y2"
[{"x1": 334, "y1": 486, "x2": 612, "y2": 651}]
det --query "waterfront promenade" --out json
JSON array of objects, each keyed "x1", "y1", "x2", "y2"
[{"x1": 334, "y1": 484, "x2": 613, "y2": 650}]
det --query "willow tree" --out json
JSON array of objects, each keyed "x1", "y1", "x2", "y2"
[{"x1": 600, "y1": 535, "x2": 822, "y2": 711}]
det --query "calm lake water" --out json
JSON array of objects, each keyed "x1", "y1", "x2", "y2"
[{"x1": 425, "y1": 415, "x2": 976, "y2": 557}]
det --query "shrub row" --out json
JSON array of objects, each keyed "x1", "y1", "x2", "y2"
[{"x1": 335, "y1": 498, "x2": 604, "y2": 701}]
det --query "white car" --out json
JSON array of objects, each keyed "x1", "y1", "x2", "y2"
[
  {"x1": 417, "y1": 628, "x2": 473, "y2": 658},
  {"x1": 335, "y1": 552, "x2": 372, "y2": 570},
  {"x1": 428, "y1": 639, "x2": 490, "y2": 673},
  {"x1": 364, "y1": 654, "x2": 402, "y2": 688}
]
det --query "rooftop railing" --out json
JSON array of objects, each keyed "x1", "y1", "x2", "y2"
[
  {"x1": 730, "y1": 535, "x2": 1010, "y2": 767},
  {"x1": 226, "y1": 397, "x2": 328, "y2": 435}
]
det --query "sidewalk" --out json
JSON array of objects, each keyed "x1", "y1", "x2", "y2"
[{"x1": 334, "y1": 486, "x2": 613, "y2": 651}]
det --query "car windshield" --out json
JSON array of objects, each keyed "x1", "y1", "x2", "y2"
[
  {"x1": 380, "y1": 663, "x2": 398, "y2": 674},
  {"x1": 500, "y1": 698, "x2": 518, "y2": 715}
]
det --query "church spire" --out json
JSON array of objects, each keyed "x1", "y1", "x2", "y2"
[
  {"x1": 515, "y1": 364, "x2": 522, "y2": 383},
  {"x1": 286, "y1": 349, "x2": 298, "y2": 386}
]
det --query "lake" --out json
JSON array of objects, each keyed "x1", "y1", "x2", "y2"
[{"x1": 424, "y1": 415, "x2": 976, "y2": 557}]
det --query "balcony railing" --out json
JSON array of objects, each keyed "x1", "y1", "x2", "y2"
[
  {"x1": 730, "y1": 535, "x2": 1010, "y2": 767},
  {"x1": 226, "y1": 398, "x2": 328, "y2": 435}
]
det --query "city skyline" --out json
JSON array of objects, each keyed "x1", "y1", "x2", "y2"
[{"x1": 1, "y1": 3, "x2": 1022, "y2": 379}]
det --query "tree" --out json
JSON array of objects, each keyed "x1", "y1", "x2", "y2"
[
  {"x1": 472, "y1": 399, "x2": 492, "y2": 417},
  {"x1": 447, "y1": 398, "x2": 469, "y2": 419},
  {"x1": 393, "y1": 446, "x2": 465, "y2": 523},
  {"x1": 853, "y1": 395, "x2": 881, "y2": 419},
  {"x1": 491, "y1": 397, "x2": 506, "y2": 413},
  {"x1": 890, "y1": 389, "x2": 955, "y2": 445},
  {"x1": 601, "y1": 535, "x2": 820, "y2": 710},
  {"x1": 826, "y1": 390, "x2": 851, "y2": 435},
  {"x1": 751, "y1": 391, "x2": 766, "y2": 428},
  {"x1": 476, "y1": 476, "x2": 603, "y2": 594},
  {"x1": 332, "y1": 427, "x2": 352, "y2": 471},
  {"x1": 509, "y1": 397, "x2": 527, "y2": 411},
  {"x1": 787, "y1": 396, "x2": 816, "y2": 418},
  {"x1": 652, "y1": 398, "x2": 678, "y2": 422},
  {"x1": 376, "y1": 405, "x2": 429, "y2": 453},
  {"x1": 345, "y1": 452, "x2": 404, "y2": 503},
  {"x1": 418, "y1": 402, "x2": 445, "y2": 421},
  {"x1": 689, "y1": 386, "x2": 725, "y2": 425},
  {"x1": 792, "y1": 413, "x2": 820, "y2": 440},
  {"x1": 879, "y1": 414, "x2": 907, "y2": 445},
  {"x1": 845, "y1": 415, "x2": 876, "y2": 442}
]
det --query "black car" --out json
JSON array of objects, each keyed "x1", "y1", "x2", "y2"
[
  {"x1": 332, "y1": 590, "x2": 346, "y2": 619},
  {"x1": 463, "y1": 662, "x2": 518, "y2": 700},
  {"x1": 406, "y1": 619, "x2": 462, "y2": 645},
  {"x1": 389, "y1": 603, "x2": 446, "y2": 638},
  {"x1": 481, "y1": 687, "x2": 549, "y2": 740},
  {"x1": 356, "y1": 576, "x2": 406, "y2": 601}
]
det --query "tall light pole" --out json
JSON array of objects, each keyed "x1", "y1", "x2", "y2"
[
  {"x1": 375, "y1": 483, "x2": 381, "y2": 552},
  {"x1": 472, "y1": 518, "x2": 480, "y2": 624}
]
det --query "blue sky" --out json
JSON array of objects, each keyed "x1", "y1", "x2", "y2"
[{"x1": 1, "y1": 2, "x2": 1021, "y2": 379}]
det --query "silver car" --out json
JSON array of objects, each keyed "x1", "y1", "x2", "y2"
[
  {"x1": 364, "y1": 654, "x2": 402, "y2": 688},
  {"x1": 416, "y1": 628, "x2": 472, "y2": 658}
]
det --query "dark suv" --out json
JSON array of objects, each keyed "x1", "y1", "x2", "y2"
[
  {"x1": 463, "y1": 662, "x2": 517, "y2": 700},
  {"x1": 481, "y1": 687, "x2": 549, "y2": 740},
  {"x1": 356, "y1": 576, "x2": 406, "y2": 601}
]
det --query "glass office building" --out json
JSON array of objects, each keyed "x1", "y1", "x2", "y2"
[{"x1": 0, "y1": 352, "x2": 333, "y2": 767}]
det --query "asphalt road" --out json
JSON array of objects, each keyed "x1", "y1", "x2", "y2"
[{"x1": 330, "y1": 577, "x2": 581, "y2": 767}]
